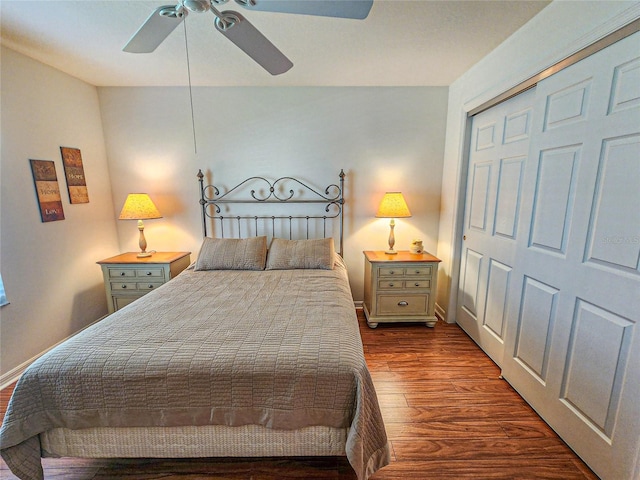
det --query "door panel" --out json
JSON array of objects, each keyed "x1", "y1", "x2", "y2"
[
  {"x1": 513, "y1": 276, "x2": 558, "y2": 384},
  {"x1": 561, "y1": 300, "x2": 634, "y2": 438},
  {"x1": 468, "y1": 162, "x2": 492, "y2": 231},
  {"x1": 460, "y1": 248, "x2": 482, "y2": 319},
  {"x1": 543, "y1": 78, "x2": 592, "y2": 130},
  {"x1": 529, "y1": 146, "x2": 580, "y2": 253},
  {"x1": 494, "y1": 156, "x2": 525, "y2": 239},
  {"x1": 585, "y1": 134, "x2": 640, "y2": 271},
  {"x1": 482, "y1": 259, "x2": 511, "y2": 339}
]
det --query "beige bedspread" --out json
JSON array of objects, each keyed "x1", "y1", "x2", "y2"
[{"x1": 0, "y1": 257, "x2": 389, "y2": 480}]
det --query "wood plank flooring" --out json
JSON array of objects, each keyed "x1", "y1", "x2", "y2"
[{"x1": 0, "y1": 309, "x2": 599, "y2": 479}]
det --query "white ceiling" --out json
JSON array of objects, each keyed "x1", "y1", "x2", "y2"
[{"x1": 0, "y1": 0, "x2": 550, "y2": 87}]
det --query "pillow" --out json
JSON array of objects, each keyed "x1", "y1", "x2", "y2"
[
  {"x1": 194, "y1": 236, "x2": 267, "y2": 271},
  {"x1": 266, "y1": 238, "x2": 335, "y2": 270}
]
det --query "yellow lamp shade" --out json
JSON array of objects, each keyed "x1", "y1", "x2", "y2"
[
  {"x1": 119, "y1": 193, "x2": 162, "y2": 220},
  {"x1": 376, "y1": 192, "x2": 411, "y2": 218}
]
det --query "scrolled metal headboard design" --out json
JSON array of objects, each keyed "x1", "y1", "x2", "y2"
[{"x1": 198, "y1": 169, "x2": 345, "y2": 256}]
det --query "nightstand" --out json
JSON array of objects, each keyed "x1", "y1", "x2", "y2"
[
  {"x1": 363, "y1": 250, "x2": 441, "y2": 328},
  {"x1": 97, "y1": 252, "x2": 191, "y2": 314}
]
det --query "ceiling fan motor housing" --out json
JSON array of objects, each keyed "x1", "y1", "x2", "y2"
[{"x1": 183, "y1": 0, "x2": 212, "y2": 13}]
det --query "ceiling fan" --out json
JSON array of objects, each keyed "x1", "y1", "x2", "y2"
[{"x1": 124, "y1": 0, "x2": 374, "y2": 75}]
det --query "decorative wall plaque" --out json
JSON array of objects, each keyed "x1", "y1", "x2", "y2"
[
  {"x1": 30, "y1": 159, "x2": 65, "y2": 222},
  {"x1": 60, "y1": 146, "x2": 89, "y2": 204}
]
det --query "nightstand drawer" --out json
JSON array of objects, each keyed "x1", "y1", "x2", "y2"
[
  {"x1": 378, "y1": 267, "x2": 404, "y2": 277},
  {"x1": 113, "y1": 296, "x2": 137, "y2": 311},
  {"x1": 136, "y1": 268, "x2": 164, "y2": 278},
  {"x1": 405, "y1": 266, "x2": 432, "y2": 277},
  {"x1": 137, "y1": 282, "x2": 163, "y2": 291},
  {"x1": 405, "y1": 279, "x2": 431, "y2": 289},
  {"x1": 108, "y1": 269, "x2": 136, "y2": 278},
  {"x1": 111, "y1": 282, "x2": 138, "y2": 291},
  {"x1": 378, "y1": 279, "x2": 404, "y2": 289},
  {"x1": 378, "y1": 294, "x2": 428, "y2": 315}
]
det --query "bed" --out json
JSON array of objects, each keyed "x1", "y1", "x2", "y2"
[{"x1": 0, "y1": 170, "x2": 390, "y2": 480}]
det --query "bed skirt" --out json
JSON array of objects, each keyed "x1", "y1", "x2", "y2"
[{"x1": 41, "y1": 424, "x2": 348, "y2": 458}]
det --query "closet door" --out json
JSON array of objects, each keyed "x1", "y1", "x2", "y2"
[
  {"x1": 456, "y1": 89, "x2": 534, "y2": 366},
  {"x1": 501, "y1": 31, "x2": 640, "y2": 480}
]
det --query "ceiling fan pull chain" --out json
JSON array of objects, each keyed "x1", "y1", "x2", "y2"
[{"x1": 183, "y1": 20, "x2": 198, "y2": 154}]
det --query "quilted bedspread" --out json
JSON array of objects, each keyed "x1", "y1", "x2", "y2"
[{"x1": 0, "y1": 257, "x2": 389, "y2": 479}]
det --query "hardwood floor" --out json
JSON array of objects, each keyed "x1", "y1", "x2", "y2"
[{"x1": 0, "y1": 309, "x2": 599, "y2": 479}]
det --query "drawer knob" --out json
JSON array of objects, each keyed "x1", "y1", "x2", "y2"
[
  {"x1": 120, "y1": 272, "x2": 126, "y2": 276},
  {"x1": 389, "y1": 283, "x2": 395, "y2": 287},
  {"x1": 415, "y1": 283, "x2": 420, "y2": 287},
  {"x1": 398, "y1": 301, "x2": 409, "y2": 307},
  {"x1": 146, "y1": 271, "x2": 152, "y2": 276},
  {"x1": 121, "y1": 285, "x2": 127, "y2": 289},
  {"x1": 148, "y1": 284, "x2": 154, "y2": 289}
]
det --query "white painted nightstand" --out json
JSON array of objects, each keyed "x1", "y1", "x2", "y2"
[
  {"x1": 363, "y1": 250, "x2": 441, "y2": 328},
  {"x1": 97, "y1": 252, "x2": 191, "y2": 314}
]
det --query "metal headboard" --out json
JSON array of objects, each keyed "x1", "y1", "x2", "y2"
[{"x1": 197, "y1": 169, "x2": 345, "y2": 256}]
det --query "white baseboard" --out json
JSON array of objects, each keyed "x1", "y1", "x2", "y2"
[
  {"x1": 435, "y1": 302, "x2": 450, "y2": 323},
  {"x1": 0, "y1": 315, "x2": 107, "y2": 390}
]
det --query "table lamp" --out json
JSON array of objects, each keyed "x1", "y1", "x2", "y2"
[
  {"x1": 119, "y1": 193, "x2": 162, "y2": 258},
  {"x1": 376, "y1": 192, "x2": 411, "y2": 254}
]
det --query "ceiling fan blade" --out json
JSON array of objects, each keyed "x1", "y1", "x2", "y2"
[
  {"x1": 123, "y1": 5, "x2": 185, "y2": 53},
  {"x1": 214, "y1": 11, "x2": 293, "y2": 75},
  {"x1": 235, "y1": 0, "x2": 373, "y2": 19}
]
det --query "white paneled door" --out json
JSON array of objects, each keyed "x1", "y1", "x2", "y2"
[
  {"x1": 459, "y1": 31, "x2": 640, "y2": 480},
  {"x1": 457, "y1": 88, "x2": 535, "y2": 366}
]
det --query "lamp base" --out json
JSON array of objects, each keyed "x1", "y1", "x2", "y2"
[
  {"x1": 137, "y1": 251, "x2": 153, "y2": 258},
  {"x1": 384, "y1": 249, "x2": 398, "y2": 255}
]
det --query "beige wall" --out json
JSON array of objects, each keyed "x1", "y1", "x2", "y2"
[
  {"x1": 0, "y1": 47, "x2": 120, "y2": 380},
  {"x1": 436, "y1": 0, "x2": 640, "y2": 322},
  {"x1": 97, "y1": 86, "x2": 449, "y2": 301}
]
